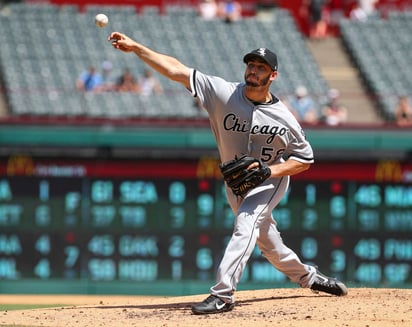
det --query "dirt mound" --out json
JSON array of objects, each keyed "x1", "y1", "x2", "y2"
[{"x1": 1, "y1": 288, "x2": 411, "y2": 326}]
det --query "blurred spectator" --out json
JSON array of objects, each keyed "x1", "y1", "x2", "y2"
[
  {"x1": 76, "y1": 66, "x2": 103, "y2": 92},
  {"x1": 328, "y1": 0, "x2": 345, "y2": 35},
  {"x1": 100, "y1": 60, "x2": 115, "y2": 92},
  {"x1": 116, "y1": 68, "x2": 140, "y2": 93},
  {"x1": 218, "y1": 0, "x2": 242, "y2": 23},
  {"x1": 322, "y1": 88, "x2": 348, "y2": 125},
  {"x1": 288, "y1": 86, "x2": 319, "y2": 124},
  {"x1": 138, "y1": 69, "x2": 163, "y2": 96},
  {"x1": 349, "y1": 1, "x2": 368, "y2": 22},
  {"x1": 359, "y1": 0, "x2": 378, "y2": 17},
  {"x1": 198, "y1": 0, "x2": 218, "y2": 21},
  {"x1": 394, "y1": 95, "x2": 412, "y2": 127},
  {"x1": 302, "y1": 0, "x2": 329, "y2": 39}
]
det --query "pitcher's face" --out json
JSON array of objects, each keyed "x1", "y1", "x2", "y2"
[{"x1": 244, "y1": 59, "x2": 277, "y2": 89}]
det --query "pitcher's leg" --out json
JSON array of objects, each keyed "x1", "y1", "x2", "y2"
[
  {"x1": 210, "y1": 209, "x2": 258, "y2": 302},
  {"x1": 256, "y1": 218, "x2": 348, "y2": 297},
  {"x1": 256, "y1": 219, "x2": 316, "y2": 287},
  {"x1": 210, "y1": 178, "x2": 289, "y2": 301}
]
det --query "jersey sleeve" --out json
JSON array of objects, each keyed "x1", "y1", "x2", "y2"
[
  {"x1": 189, "y1": 69, "x2": 234, "y2": 114},
  {"x1": 190, "y1": 69, "x2": 214, "y2": 109},
  {"x1": 285, "y1": 125, "x2": 315, "y2": 164}
]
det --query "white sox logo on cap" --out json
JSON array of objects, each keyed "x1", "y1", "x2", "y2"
[
  {"x1": 243, "y1": 48, "x2": 278, "y2": 71},
  {"x1": 257, "y1": 48, "x2": 266, "y2": 56}
]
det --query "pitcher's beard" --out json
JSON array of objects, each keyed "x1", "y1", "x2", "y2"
[
  {"x1": 245, "y1": 81, "x2": 259, "y2": 87},
  {"x1": 245, "y1": 74, "x2": 271, "y2": 88}
]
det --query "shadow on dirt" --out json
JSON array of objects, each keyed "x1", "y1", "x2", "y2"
[{"x1": 85, "y1": 293, "x2": 324, "y2": 311}]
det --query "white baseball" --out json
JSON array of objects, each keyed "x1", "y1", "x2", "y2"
[{"x1": 95, "y1": 13, "x2": 109, "y2": 28}]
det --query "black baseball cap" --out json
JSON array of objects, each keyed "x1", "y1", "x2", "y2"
[{"x1": 243, "y1": 48, "x2": 278, "y2": 71}]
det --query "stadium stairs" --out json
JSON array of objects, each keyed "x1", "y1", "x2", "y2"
[
  {"x1": 0, "y1": 82, "x2": 7, "y2": 117},
  {"x1": 306, "y1": 37, "x2": 383, "y2": 125}
]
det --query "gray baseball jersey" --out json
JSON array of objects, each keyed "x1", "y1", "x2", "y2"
[
  {"x1": 189, "y1": 69, "x2": 317, "y2": 302},
  {"x1": 190, "y1": 69, "x2": 314, "y2": 165}
]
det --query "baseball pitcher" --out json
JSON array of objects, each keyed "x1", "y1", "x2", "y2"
[{"x1": 108, "y1": 32, "x2": 348, "y2": 315}]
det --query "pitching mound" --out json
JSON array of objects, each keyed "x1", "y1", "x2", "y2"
[{"x1": 1, "y1": 288, "x2": 411, "y2": 326}]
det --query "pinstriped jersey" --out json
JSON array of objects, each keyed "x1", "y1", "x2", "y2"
[{"x1": 189, "y1": 69, "x2": 314, "y2": 165}]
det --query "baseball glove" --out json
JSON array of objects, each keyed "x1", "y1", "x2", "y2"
[{"x1": 219, "y1": 154, "x2": 271, "y2": 197}]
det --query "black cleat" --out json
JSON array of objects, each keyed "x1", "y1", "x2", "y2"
[
  {"x1": 310, "y1": 269, "x2": 348, "y2": 296},
  {"x1": 191, "y1": 295, "x2": 235, "y2": 315}
]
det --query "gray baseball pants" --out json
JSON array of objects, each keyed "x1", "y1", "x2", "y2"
[{"x1": 211, "y1": 176, "x2": 316, "y2": 303}]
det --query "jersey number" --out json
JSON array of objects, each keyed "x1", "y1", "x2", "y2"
[{"x1": 261, "y1": 147, "x2": 285, "y2": 162}]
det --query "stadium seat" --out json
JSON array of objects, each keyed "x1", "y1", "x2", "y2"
[
  {"x1": 0, "y1": 3, "x2": 329, "y2": 120},
  {"x1": 340, "y1": 13, "x2": 412, "y2": 121}
]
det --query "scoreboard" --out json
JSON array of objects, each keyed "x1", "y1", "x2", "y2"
[{"x1": 0, "y1": 155, "x2": 411, "y2": 289}]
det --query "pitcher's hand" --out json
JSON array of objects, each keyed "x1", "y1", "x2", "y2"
[{"x1": 108, "y1": 32, "x2": 136, "y2": 52}]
